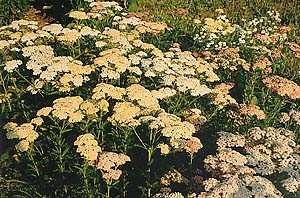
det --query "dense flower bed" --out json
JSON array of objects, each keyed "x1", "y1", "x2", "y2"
[{"x1": 1, "y1": 1, "x2": 300, "y2": 197}]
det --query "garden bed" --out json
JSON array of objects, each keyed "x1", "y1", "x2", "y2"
[{"x1": 1, "y1": 0, "x2": 300, "y2": 197}]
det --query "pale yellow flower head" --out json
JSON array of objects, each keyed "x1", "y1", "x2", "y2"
[
  {"x1": 74, "y1": 133, "x2": 101, "y2": 162},
  {"x1": 69, "y1": 11, "x2": 89, "y2": 20}
]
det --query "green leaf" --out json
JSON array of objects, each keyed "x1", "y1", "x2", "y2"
[
  {"x1": 61, "y1": 147, "x2": 69, "y2": 157},
  {"x1": 250, "y1": 96, "x2": 258, "y2": 105},
  {"x1": 66, "y1": 23, "x2": 75, "y2": 29},
  {"x1": 1, "y1": 152, "x2": 9, "y2": 161},
  {"x1": 61, "y1": 128, "x2": 72, "y2": 134},
  {"x1": 128, "y1": 0, "x2": 138, "y2": 11},
  {"x1": 42, "y1": 5, "x2": 53, "y2": 10}
]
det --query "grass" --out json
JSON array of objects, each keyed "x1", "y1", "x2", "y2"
[
  {"x1": 130, "y1": 0, "x2": 300, "y2": 25},
  {"x1": 0, "y1": 0, "x2": 33, "y2": 26}
]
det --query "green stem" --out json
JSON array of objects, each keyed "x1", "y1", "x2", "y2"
[
  {"x1": 83, "y1": 161, "x2": 92, "y2": 198},
  {"x1": 187, "y1": 95, "x2": 202, "y2": 107},
  {"x1": 133, "y1": 128, "x2": 147, "y2": 148},
  {"x1": 188, "y1": 152, "x2": 194, "y2": 182},
  {"x1": 96, "y1": 111, "x2": 105, "y2": 144},
  {"x1": 59, "y1": 123, "x2": 66, "y2": 172},
  {"x1": 206, "y1": 107, "x2": 220, "y2": 121},
  {"x1": 133, "y1": 127, "x2": 158, "y2": 198},
  {"x1": 4, "y1": 179, "x2": 27, "y2": 184},
  {"x1": 147, "y1": 148, "x2": 153, "y2": 198},
  {"x1": 14, "y1": 69, "x2": 34, "y2": 86},
  {"x1": 0, "y1": 73, "x2": 12, "y2": 111},
  {"x1": 52, "y1": 119, "x2": 69, "y2": 173},
  {"x1": 146, "y1": 128, "x2": 157, "y2": 198},
  {"x1": 189, "y1": 152, "x2": 194, "y2": 166},
  {"x1": 11, "y1": 78, "x2": 30, "y2": 121},
  {"x1": 246, "y1": 71, "x2": 258, "y2": 104},
  {"x1": 77, "y1": 38, "x2": 81, "y2": 56},
  {"x1": 27, "y1": 148, "x2": 40, "y2": 176},
  {"x1": 265, "y1": 99, "x2": 286, "y2": 125},
  {"x1": 81, "y1": 116, "x2": 92, "y2": 133},
  {"x1": 33, "y1": 144, "x2": 44, "y2": 156},
  {"x1": 106, "y1": 179, "x2": 112, "y2": 198}
]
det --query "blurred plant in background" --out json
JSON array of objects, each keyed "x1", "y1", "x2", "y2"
[{"x1": 0, "y1": 0, "x2": 33, "y2": 26}]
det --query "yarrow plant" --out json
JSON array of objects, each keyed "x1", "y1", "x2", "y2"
[
  {"x1": 1, "y1": 1, "x2": 300, "y2": 198},
  {"x1": 199, "y1": 127, "x2": 300, "y2": 197}
]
